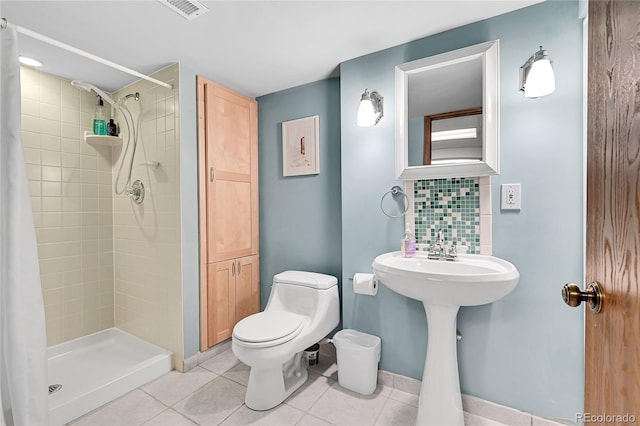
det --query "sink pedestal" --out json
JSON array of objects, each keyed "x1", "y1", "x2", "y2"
[
  {"x1": 418, "y1": 303, "x2": 463, "y2": 426},
  {"x1": 371, "y1": 252, "x2": 520, "y2": 426}
]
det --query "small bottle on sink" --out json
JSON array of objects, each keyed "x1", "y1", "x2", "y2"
[{"x1": 401, "y1": 228, "x2": 416, "y2": 258}]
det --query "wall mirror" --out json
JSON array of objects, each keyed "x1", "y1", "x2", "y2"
[{"x1": 395, "y1": 40, "x2": 500, "y2": 180}]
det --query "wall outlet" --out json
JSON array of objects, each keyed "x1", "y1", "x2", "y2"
[{"x1": 501, "y1": 184, "x2": 521, "y2": 210}]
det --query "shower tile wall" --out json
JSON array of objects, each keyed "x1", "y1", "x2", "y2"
[
  {"x1": 20, "y1": 66, "x2": 115, "y2": 346},
  {"x1": 112, "y1": 64, "x2": 184, "y2": 368}
]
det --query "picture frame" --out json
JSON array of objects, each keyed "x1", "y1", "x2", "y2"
[{"x1": 282, "y1": 115, "x2": 320, "y2": 176}]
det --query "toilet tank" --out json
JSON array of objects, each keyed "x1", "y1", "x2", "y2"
[{"x1": 266, "y1": 271, "x2": 338, "y2": 317}]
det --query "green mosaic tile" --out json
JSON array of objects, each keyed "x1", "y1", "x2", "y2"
[{"x1": 413, "y1": 177, "x2": 480, "y2": 254}]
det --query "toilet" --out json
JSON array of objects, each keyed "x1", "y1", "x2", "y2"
[{"x1": 232, "y1": 270, "x2": 340, "y2": 411}]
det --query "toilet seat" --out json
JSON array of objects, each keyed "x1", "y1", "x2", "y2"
[{"x1": 233, "y1": 310, "x2": 305, "y2": 348}]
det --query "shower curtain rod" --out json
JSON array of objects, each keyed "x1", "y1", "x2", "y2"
[{"x1": 1, "y1": 18, "x2": 173, "y2": 90}]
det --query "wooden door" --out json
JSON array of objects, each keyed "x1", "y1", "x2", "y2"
[
  {"x1": 207, "y1": 260, "x2": 236, "y2": 346},
  {"x1": 204, "y1": 81, "x2": 258, "y2": 263},
  {"x1": 235, "y1": 255, "x2": 260, "y2": 323},
  {"x1": 586, "y1": 0, "x2": 640, "y2": 415}
]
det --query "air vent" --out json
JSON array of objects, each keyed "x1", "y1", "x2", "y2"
[
  {"x1": 158, "y1": 0, "x2": 209, "y2": 20},
  {"x1": 49, "y1": 384, "x2": 62, "y2": 395}
]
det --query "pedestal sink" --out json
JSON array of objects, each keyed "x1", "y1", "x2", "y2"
[{"x1": 372, "y1": 252, "x2": 519, "y2": 426}]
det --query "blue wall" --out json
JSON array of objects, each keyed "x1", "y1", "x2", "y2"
[
  {"x1": 340, "y1": 1, "x2": 583, "y2": 420},
  {"x1": 257, "y1": 79, "x2": 342, "y2": 313}
]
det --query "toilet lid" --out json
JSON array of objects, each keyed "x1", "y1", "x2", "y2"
[{"x1": 233, "y1": 311, "x2": 304, "y2": 344}]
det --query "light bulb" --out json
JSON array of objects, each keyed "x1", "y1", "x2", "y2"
[{"x1": 19, "y1": 56, "x2": 44, "y2": 68}]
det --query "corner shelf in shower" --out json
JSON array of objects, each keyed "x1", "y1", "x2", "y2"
[{"x1": 84, "y1": 131, "x2": 122, "y2": 147}]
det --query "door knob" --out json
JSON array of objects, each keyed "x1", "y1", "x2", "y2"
[{"x1": 562, "y1": 281, "x2": 603, "y2": 314}]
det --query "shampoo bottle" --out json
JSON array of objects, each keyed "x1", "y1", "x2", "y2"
[
  {"x1": 93, "y1": 96, "x2": 107, "y2": 136},
  {"x1": 401, "y1": 228, "x2": 416, "y2": 258},
  {"x1": 107, "y1": 118, "x2": 118, "y2": 136}
]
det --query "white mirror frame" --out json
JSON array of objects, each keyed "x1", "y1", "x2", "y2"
[{"x1": 395, "y1": 40, "x2": 500, "y2": 180}]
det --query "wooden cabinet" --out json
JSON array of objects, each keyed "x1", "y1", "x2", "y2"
[
  {"x1": 206, "y1": 255, "x2": 259, "y2": 344},
  {"x1": 198, "y1": 77, "x2": 259, "y2": 350},
  {"x1": 235, "y1": 255, "x2": 260, "y2": 322}
]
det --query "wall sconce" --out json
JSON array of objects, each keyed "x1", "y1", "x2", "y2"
[
  {"x1": 519, "y1": 46, "x2": 555, "y2": 98},
  {"x1": 357, "y1": 89, "x2": 384, "y2": 127}
]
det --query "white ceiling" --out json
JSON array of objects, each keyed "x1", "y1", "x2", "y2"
[{"x1": 1, "y1": 1, "x2": 541, "y2": 98}]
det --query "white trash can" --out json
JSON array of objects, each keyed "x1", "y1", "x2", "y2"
[{"x1": 333, "y1": 329, "x2": 381, "y2": 395}]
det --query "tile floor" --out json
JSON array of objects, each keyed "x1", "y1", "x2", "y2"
[{"x1": 69, "y1": 345, "x2": 510, "y2": 426}]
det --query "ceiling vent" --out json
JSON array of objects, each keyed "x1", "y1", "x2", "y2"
[{"x1": 158, "y1": 0, "x2": 209, "y2": 20}]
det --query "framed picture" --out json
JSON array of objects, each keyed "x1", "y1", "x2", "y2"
[{"x1": 282, "y1": 115, "x2": 320, "y2": 176}]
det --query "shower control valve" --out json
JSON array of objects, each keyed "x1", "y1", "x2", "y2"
[{"x1": 125, "y1": 180, "x2": 145, "y2": 204}]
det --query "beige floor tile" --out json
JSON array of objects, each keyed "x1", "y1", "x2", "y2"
[
  {"x1": 173, "y1": 376, "x2": 246, "y2": 425},
  {"x1": 141, "y1": 367, "x2": 217, "y2": 406},
  {"x1": 200, "y1": 348, "x2": 240, "y2": 375},
  {"x1": 220, "y1": 403, "x2": 305, "y2": 426},
  {"x1": 142, "y1": 408, "x2": 197, "y2": 426},
  {"x1": 296, "y1": 413, "x2": 333, "y2": 425},
  {"x1": 388, "y1": 388, "x2": 419, "y2": 408},
  {"x1": 285, "y1": 371, "x2": 334, "y2": 412},
  {"x1": 374, "y1": 398, "x2": 418, "y2": 426},
  {"x1": 70, "y1": 389, "x2": 166, "y2": 426},
  {"x1": 308, "y1": 381, "x2": 389, "y2": 425},
  {"x1": 222, "y1": 362, "x2": 251, "y2": 386}
]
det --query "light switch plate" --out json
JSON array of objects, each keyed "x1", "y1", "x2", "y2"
[{"x1": 501, "y1": 184, "x2": 521, "y2": 210}]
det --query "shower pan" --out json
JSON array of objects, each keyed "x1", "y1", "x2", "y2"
[{"x1": 47, "y1": 328, "x2": 171, "y2": 425}]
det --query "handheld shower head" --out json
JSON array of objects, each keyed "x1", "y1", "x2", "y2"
[{"x1": 70, "y1": 80, "x2": 117, "y2": 107}]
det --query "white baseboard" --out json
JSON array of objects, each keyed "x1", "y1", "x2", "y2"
[{"x1": 378, "y1": 369, "x2": 570, "y2": 426}]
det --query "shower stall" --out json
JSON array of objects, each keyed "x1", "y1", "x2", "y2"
[{"x1": 20, "y1": 63, "x2": 184, "y2": 424}]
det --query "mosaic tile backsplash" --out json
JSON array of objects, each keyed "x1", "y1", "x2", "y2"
[{"x1": 414, "y1": 178, "x2": 480, "y2": 254}]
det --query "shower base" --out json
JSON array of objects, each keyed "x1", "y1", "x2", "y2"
[{"x1": 48, "y1": 327, "x2": 172, "y2": 425}]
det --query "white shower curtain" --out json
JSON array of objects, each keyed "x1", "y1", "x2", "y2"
[{"x1": 0, "y1": 23, "x2": 49, "y2": 426}]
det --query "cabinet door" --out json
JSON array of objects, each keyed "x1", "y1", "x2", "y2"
[
  {"x1": 205, "y1": 82, "x2": 258, "y2": 263},
  {"x1": 235, "y1": 255, "x2": 260, "y2": 323},
  {"x1": 207, "y1": 260, "x2": 236, "y2": 346}
]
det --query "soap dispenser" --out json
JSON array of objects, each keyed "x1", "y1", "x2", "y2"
[
  {"x1": 93, "y1": 96, "x2": 107, "y2": 136},
  {"x1": 401, "y1": 228, "x2": 416, "y2": 258}
]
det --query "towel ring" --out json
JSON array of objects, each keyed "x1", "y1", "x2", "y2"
[{"x1": 380, "y1": 185, "x2": 409, "y2": 218}]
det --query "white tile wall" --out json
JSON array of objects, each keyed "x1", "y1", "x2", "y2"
[
  {"x1": 112, "y1": 64, "x2": 184, "y2": 367},
  {"x1": 20, "y1": 66, "x2": 115, "y2": 346},
  {"x1": 21, "y1": 64, "x2": 183, "y2": 362}
]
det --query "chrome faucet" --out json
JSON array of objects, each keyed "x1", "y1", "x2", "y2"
[{"x1": 427, "y1": 227, "x2": 458, "y2": 261}]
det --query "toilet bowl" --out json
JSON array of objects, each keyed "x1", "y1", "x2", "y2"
[{"x1": 232, "y1": 271, "x2": 340, "y2": 411}]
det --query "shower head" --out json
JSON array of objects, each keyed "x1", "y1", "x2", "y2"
[{"x1": 70, "y1": 80, "x2": 117, "y2": 107}]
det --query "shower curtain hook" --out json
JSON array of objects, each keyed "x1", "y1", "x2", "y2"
[{"x1": 1, "y1": 18, "x2": 8, "y2": 29}]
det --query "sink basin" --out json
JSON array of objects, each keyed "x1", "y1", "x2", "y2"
[
  {"x1": 372, "y1": 251, "x2": 519, "y2": 426},
  {"x1": 372, "y1": 252, "x2": 519, "y2": 306}
]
